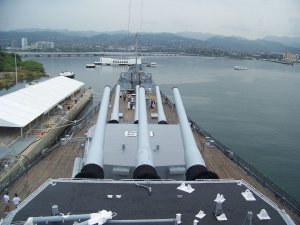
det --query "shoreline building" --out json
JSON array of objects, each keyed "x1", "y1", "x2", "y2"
[{"x1": 283, "y1": 52, "x2": 299, "y2": 62}]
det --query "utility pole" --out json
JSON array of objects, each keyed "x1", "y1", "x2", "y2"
[{"x1": 15, "y1": 53, "x2": 18, "y2": 85}]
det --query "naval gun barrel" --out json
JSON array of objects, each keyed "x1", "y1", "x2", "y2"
[
  {"x1": 109, "y1": 85, "x2": 120, "y2": 123},
  {"x1": 133, "y1": 85, "x2": 139, "y2": 124},
  {"x1": 155, "y1": 86, "x2": 168, "y2": 124},
  {"x1": 75, "y1": 86, "x2": 111, "y2": 179},
  {"x1": 133, "y1": 87, "x2": 160, "y2": 179},
  {"x1": 173, "y1": 87, "x2": 218, "y2": 180}
]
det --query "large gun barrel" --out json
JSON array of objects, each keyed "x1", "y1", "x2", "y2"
[
  {"x1": 75, "y1": 86, "x2": 111, "y2": 179},
  {"x1": 133, "y1": 87, "x2": 160, "y2": 179},
  {"x1": 173, "y1": 87, "x2": 218, "y2": 180},
  {"x1": 155, "y1": 86, "x2": 168, "y2": 124},
  {"x1": 133, "y1": 85, "x2": 139, "y2": 124},
  {"x1": 109, "y1": 85, "x2": 120, "y2": 123}
]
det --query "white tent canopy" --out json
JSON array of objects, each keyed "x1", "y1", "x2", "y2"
[{"x1": 0, "y1": 76, "x2": 84, "y2": 128}]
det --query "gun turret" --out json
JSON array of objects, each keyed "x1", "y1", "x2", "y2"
[
  {"x1": 109, "y1": 85, "x2": 120, "y2": 123},
  {"x1": 173, "y1": 87, "x2": 218, "y2": 180},
  {"x1": 133, "y1": 87, "x2": 160, "y2": 179},
  {"x1": 133, "y1": 85, "x2": 139, "y2": 124},
  {"x1": 75, "y1": 86, "x2": 111, "y2": 179},
  {"x1": 155, "y1": 86, "x2": 168, "y2": 124}
]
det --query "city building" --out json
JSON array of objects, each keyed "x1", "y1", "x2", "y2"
[
  {"x1": 283, "y1": 52, "x2": 299, "y2": 61},
  {"x1": 31, "y1": 41, "x2": 54, "y2": 49},
  {"x1": 21, "y1": 38, "x2": 29, "y2": 50}
]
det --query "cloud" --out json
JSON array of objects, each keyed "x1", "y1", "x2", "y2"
[
  {"x1": 289, "y1": 17, "x2": 300, "y2": 36},
  {"x1": 0, "y1": 0, "x2": 299, "y2": 38}
]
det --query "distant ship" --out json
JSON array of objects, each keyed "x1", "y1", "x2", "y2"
[
  {"x1": 58, "y1": 71, "x2": 75, "y2": 78},
  {"x1": 95, "y1": 57, "x2": 142, "y2": 66},
  {"x1": 234, "y1": 66, "x2": 248, "y2": 70}
]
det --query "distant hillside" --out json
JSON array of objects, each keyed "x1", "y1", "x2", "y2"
[
  {"x1": 0, "y1": 31, "x2": 213, "y2": 53},
  {"x1": 0, "y1": 30, "x2": 82, "y2": 48},
  {"x1": 263, "y1": 36, "x2": 300, "y2": 49},
  {"x1": 206, "y1": 36, "x2": 300, "y2": 54},
  {"x1": 176, "y1": 32, "x2": 215, "y2": 41},
  {"x1": 177, "y1": 32, "x2": 300, "y2": 54},
  {"x1": 1, "y1": 30, "x2": 299, "y2": 54},
  {"x1": 6, "y1": 28, "x2": 103, "y2": 37}
]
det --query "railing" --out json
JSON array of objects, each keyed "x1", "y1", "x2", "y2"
[
  {"x1": 161, "y1": 92, "x2": 300, "y2": 216},
  {"x1": 69, "y1": 102, "x2": 100, "y2": 134}
]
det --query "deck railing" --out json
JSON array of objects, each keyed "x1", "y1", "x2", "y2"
[{"x1": 161, "y1": 92, "x2": 300, "y2": 216}]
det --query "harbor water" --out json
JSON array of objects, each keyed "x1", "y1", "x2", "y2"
[{"x1": 1, "y1": 55, "x2": 299, "y2": 202}]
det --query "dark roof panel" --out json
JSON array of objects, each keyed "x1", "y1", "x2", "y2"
[{"x1": 11, "y1": 179, "x2": 289, "y2": 225}]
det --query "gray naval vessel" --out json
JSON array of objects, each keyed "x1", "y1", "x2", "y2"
[{"x1": 2, "y1": 64, "x2": 297, "y2": 225}]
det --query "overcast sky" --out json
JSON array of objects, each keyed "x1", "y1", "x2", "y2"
[{"x1": 0, "y1": 0, "x2": 299, "y2": 39}]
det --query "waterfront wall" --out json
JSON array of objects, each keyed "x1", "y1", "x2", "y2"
[{"x1": 0, "y1": 89, "x2": 93, "y2": 190}]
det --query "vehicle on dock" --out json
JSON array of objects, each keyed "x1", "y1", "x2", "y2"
[
  {"x1": 2, "y1": 63, "x2": 299, "y2": 225},
  {"x1": 25, "y1": 80, "x2": 39, "y2": 87}
]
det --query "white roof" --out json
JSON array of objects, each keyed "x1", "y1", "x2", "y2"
[{"x1": 0, "y1": 76, "x2": 84, "y2": 128}]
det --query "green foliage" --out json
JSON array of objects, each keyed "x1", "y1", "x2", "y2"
[
  {"x1": 0, "y1": 51, "x2": 21, "y2": 72},
  {"x1": 0, "y1": 51, "x2": 45, "y2": 89},
  {"x1": 21, "y1": 60, "x2": 44, "y2": 73}
]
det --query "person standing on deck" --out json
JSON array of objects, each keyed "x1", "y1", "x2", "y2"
[
  {"x1": 12, "y1": 194, "x2": 21, "y2": 209},
  {"x1": 3, "y1": 192, "x2": 10, "y2": 213}
]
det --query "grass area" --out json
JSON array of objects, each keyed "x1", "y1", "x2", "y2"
[{"x1": 0, "y1": 51, "x2": 46, "y2": 89}]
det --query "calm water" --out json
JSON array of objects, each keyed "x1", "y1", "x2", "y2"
[{"x1": 1, "y1": 56, "x2": 299, "y2": 202}]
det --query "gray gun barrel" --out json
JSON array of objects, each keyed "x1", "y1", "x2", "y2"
[
  {"x1": 155, "y1": 86, "x2": 168, "y2": 124},
  {"x1": 109, "y1": 85, "x2": 120, "y2": 123},
  {"x1": 133, "y1": 87, "x2": 160, "y2": 179},
  {"x1": 173, "y1": 87, "x2": 218, "y2": 180},
  {"x1": 133, "y1": 85, "x2": 139, "y2": 124},
  {"x1": 72, "y1": 157, "x2": 82, "y2": 178},
  {"x1": 75, "y1": 86, "x2": 111, "y2": 179}
]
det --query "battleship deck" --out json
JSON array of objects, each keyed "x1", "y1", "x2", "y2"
[
  {"x1": 1, "y1": 90, "x2": 299, "y2": 224},
  {"x1": 10, "y1": 179, "x2": 290, "y2": 225}
]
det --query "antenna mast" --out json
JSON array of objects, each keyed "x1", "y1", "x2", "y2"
[
  {"x1": 135, "y1": 33, "x2": 138, "y2": 65},
  {"x1": 127, "y1": 0, "x2": 132, "y2": 36}
]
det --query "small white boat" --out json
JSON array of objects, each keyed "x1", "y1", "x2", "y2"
[
  {"x1": 59, "y1": 71, "x2": 75, "y2": 78},
  {"x1": 86, "y1": 63, "x2": 96, "y2": 68},
  {"x1": 147, "y1": 62, "x2": 157, "y2": 67},
  {"x1": 234, "y1": 66, "x2": 248, "y2": 70}
]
